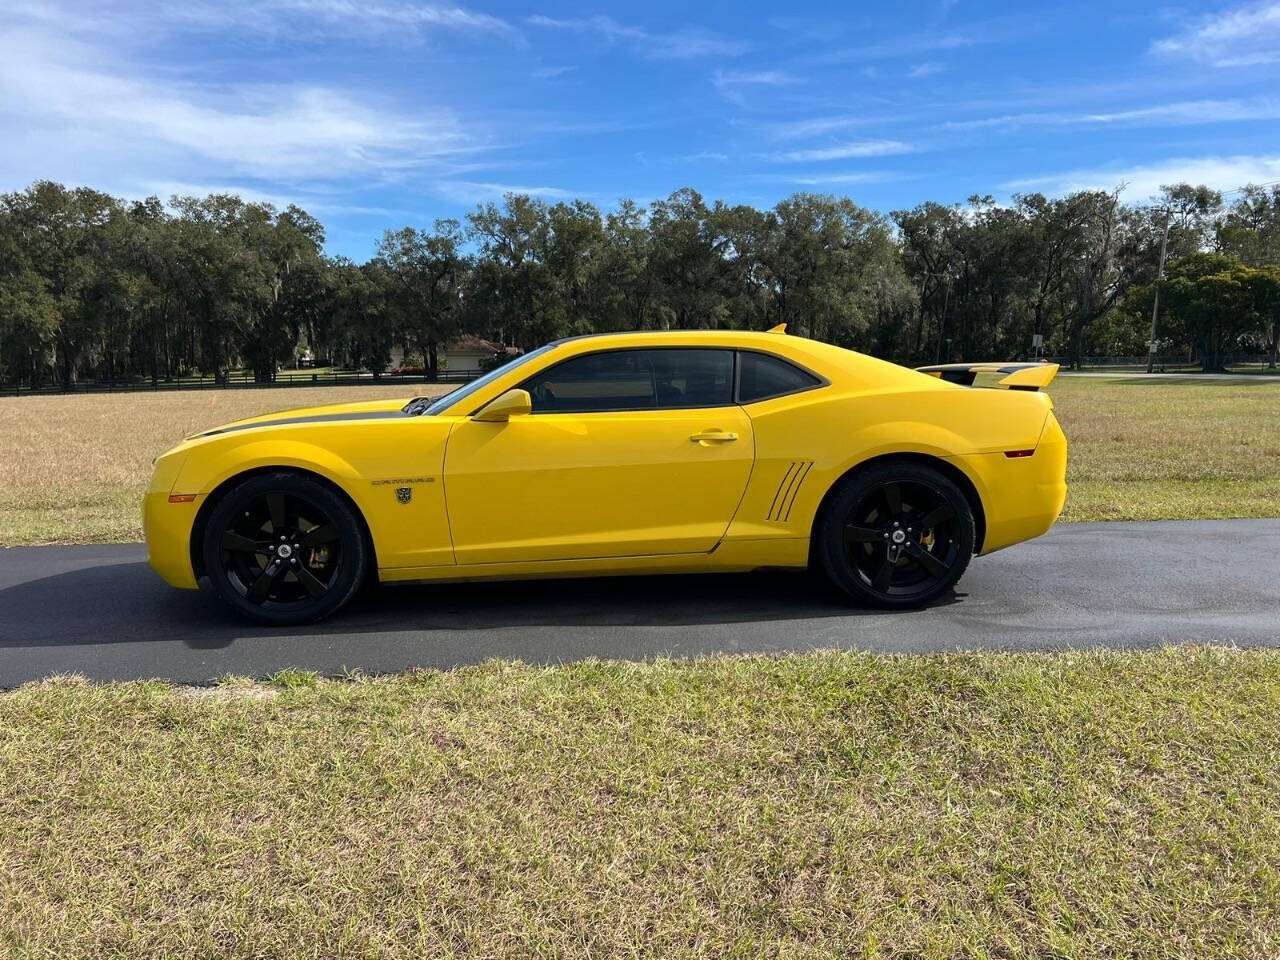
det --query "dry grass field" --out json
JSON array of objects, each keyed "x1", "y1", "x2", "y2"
[
  {"x1": 3, "y1": 648, "x2": 1278, "y2": 958},
  {"x1": 1051, "y1": 376, "x2": 1280, "y2": 522},
  {"x1": 0, "y1": 375, "x2": 1275, "y2": 545},
  {"x1": 0, "y1": 384, "x2": 446, "y2": 545}
]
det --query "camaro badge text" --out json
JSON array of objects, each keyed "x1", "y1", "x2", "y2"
[{"x1": 372, "y1": 477, "x2": 433, "y2": 505}]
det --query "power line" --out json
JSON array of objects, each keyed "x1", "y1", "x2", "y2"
[
  {"x1": 1219, "y1": 178, "x2": 1280, "y2": 197},
  {"x1": 1137, "y1": 178, "x2": 1280, "y2": 208}
]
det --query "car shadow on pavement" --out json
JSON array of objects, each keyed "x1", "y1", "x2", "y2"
[{"x1": 0, "y1": 559, "x2": 963, "y2": 649}]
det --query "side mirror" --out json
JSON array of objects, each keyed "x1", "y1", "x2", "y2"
[{"x1": 472, "y1": 388, "x2": 532, "y2": 422}]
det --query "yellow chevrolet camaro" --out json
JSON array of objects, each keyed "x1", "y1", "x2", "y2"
[{"x1": 144, "y1": 328, "x2": 1067, "y2": 624}]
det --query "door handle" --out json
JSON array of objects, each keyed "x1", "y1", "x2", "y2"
[{"x1": 690, "y1": 431, "x2": 738, "y2": 443}]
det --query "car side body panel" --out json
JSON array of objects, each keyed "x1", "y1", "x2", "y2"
[
  {"x1": 724, "y1": 376, "x2": 1056, "y2": 550},
  {"x1": 441, "y1": 406, "x2": 754, "y2": 564},
  {"x1": 157, "y1": 417, "x2": 456, "y2": 576}
]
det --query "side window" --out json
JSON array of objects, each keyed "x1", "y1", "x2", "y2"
[
  {"x1": 737, "y1": 351, "x2": 822, "y2": 403},
  {"x1": 523, "y1": 349, "x2": 734, "y2": 413},
  {"x1": 650, "y1": 349, "x2": 733, "y2": 408}
]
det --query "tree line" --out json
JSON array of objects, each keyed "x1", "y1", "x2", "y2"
[{"x1": 1, "y1": 179, "x2": 1277, "y2": 388}]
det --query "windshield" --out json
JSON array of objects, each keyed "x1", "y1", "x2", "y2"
[{"x1": 409, "y1": 343, "x2": 557, "y2": 416}]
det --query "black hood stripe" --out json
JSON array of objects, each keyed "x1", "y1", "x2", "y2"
[{"x1": 198, "y1": 410, "x2": 408, "y2": 437}]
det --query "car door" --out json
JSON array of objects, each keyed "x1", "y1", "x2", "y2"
[{"x1": 443, "y1": 347, "x2": 754, "y2": 564}]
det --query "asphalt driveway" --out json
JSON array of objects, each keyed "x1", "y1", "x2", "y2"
[{"x1": 1, "y1": 519, "x2": 1277, "y2": 685}]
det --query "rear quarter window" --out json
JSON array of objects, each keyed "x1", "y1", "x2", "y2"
[{"x1": 737, "y1": 351, "x2": 823, "y2": 403}]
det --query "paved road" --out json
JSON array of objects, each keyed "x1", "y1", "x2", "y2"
[{"x1": 1, "y1": 519, "x2": 1277, "y2": 685}]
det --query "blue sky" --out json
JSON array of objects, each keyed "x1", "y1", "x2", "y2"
[{"x1": 3, "y1": 0, "x2": 1279, "y2": 258}]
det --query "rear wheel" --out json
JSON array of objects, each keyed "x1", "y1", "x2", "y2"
[
  {"x1": 201, "y1": 473, "x2": 368, "y2": 625},
  {"x1": 818, "y1": 462, "x2": 975, "y2": 608}
]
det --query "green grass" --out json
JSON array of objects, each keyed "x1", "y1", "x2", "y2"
[{"x1": 3, "y1": 648, "x2": 1280, "y2": 958}]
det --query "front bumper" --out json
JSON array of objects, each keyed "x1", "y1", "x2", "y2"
[{"x1": 142, "y1": 490, "x2": 202, "y2": 590}]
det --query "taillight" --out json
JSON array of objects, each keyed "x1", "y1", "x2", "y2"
[{"x1": 1004, "y1": 449, "x2": 1035, "y2": 459}]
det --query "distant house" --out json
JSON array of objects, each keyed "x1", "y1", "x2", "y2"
[
  {"x1": 441, "y1": 334, "x2": 517, "y2": 375},
  {"x1": 387, "y1": 335, "x2": 519, "y2": 376}
]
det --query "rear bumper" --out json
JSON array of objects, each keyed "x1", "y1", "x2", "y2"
[
  {"x1": 142, "y1": 491, "x2": 201, "y2": 589},
  {"x1": 957, "y1": 412, "x2": 1068, "y2": 555}
]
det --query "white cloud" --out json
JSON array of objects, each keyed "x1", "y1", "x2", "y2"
[
  {"x1": 430, "y1": 181, "x2": 576, "y2": 204},
  {"x1": 527, "y1": 14, "x2": 747, "y2": 60},
  {"x1": 531, "y1": 65, "x2": 578, "y2": 79},
  {"x1": 814, "y1": 12, "x2": 1043, "y2": 64},
  {"x1": 758, "y1": 115, "x2": 870, "y2": 140},
  {"x1": 1152, "y1": 2, "x2": 1280, "y2": 67},
  {"x1": 945, "y1": 99, "x2": 1280, "y2": 132},
  {"x1": 1002, "y1": 154, "x2": 1280, "y2": 199},
  {"x1": 817, "y1": 30, "x2": 984, "y2": 63},
  {"x1": 781, "y1": 171, "x2": 903, "y2": 186},
  {"x1": 12, "y1": 0, "x2": 523, "y2": 45},
  {"x1": 713, "y1": 69, "x2": 799, "y2": 88},
  {"x1": 770, "y1": 140, "x2": 915, "y2": 162},
  {"x1": 632, "y1": 150, "x2": 730, "y2": 166},
  {"x1": 144, "y1": 181, "x2": 423, "y2": 218},
  {"x1": 262, "y1": 0, "x2": 521, "y2": 39},
  {"x1": 0, "y1": 17, "x2": 493, "y2": 191},
  {"x1": 908, "y1": 62, "x2": 944, "y2": 78},
  {"x1": 712, "y1": 69, "x2": 800, "y2": 105}
]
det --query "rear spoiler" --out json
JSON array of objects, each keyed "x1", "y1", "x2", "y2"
[{"x1": 915, "y1": 361, "x2": 1060, "y2": 391}]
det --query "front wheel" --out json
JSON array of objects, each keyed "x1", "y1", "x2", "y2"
[
  {"x1": 201, "y1": 473, "x2": 368, "y2": 625},
  {"x1": 817, "y1": 462, "x2": 975, "y2": 609}
]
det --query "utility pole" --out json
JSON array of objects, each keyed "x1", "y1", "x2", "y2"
[
  {"x1": 934, "y1": 277, "x2": 951, "y2": 364},
  {"x1": 1146, "y1": 209, "x2": 1171, "y2": 374}
]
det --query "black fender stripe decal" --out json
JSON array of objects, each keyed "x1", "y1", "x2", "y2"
[
  {"x1": 780, "y1": 461, "x2": 814, "y2": 522},
  {"x1": 768, "y1": 460, "x2": 814, "y2": 522},
  {"x1": 196, "y1": 410, "x2": 409, "y2": 438}
]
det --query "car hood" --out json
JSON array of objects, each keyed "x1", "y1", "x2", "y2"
[{"x1": 187, "y1": 397, "x2": 414, "y2": 440}]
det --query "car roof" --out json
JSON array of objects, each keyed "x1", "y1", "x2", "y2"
[
  {"x1": 544, "y1": 329, "x2": 935, "y2": 389},
  {"x1": 550, "y1": 328, "x2": 791, "y2": 347}
]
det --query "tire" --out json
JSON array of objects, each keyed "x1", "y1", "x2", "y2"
[
  {"x1": 817, "y1": 461, "x2": 975, "y2": 609},
  {"x1": 201, "y1": 472, "x2": 368, "y2": 625}
]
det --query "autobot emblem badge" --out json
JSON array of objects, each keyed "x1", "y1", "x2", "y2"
[{"x1": 395, "y1": 487, "x2": 412, "y2": 505}]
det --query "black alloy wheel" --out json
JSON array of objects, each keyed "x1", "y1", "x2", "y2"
[
  {"x1": 201, "y1": 472, "x2": 368, "y2": 625},
  {"x1": 818, "y1": 462, "x2": 975, "y2": 608}
]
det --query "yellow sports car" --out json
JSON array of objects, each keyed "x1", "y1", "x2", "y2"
[{"x1": 144, "y1": 328, "x2": 1067, "y2": 624}]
